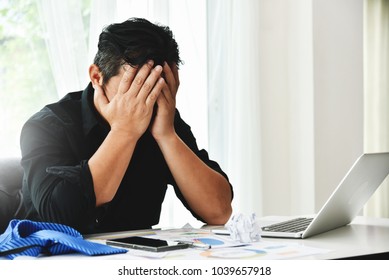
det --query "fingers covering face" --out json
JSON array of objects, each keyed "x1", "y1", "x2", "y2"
[
  {"x1": 115, "y1": 61, "x2": 179, "y2": 108},
  {"x1": 146, "y1": 77, "x2": 165, "y2": 107},
  {"x1": 117, "y1": 64, "x2": 139, "y2": 94},
  {"x1": 137, "y1": 64, "x2": 163, "y2": 100},
  {"x1": 118, "y1": 61, "x2": 164, "y2": 98}
]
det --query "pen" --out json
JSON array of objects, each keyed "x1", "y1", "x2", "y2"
[
  {"x1": 175, "y1": 240, "x2": 211, "y2": 249},
  {"x1": 211, "y1": 229, "x2": 230, "y2": 236}
]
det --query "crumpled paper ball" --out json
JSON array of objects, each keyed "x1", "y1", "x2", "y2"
[{"x1": 225, "y1": 213, "x2": 262, "y2": 243}]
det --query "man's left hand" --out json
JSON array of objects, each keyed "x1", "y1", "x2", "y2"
[{"x1": 150, "y1": 62, "x2": 180, "y2": 141}]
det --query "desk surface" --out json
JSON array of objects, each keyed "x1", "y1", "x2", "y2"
[
  {"x1": 1, "y1": 216, "x2": 388, "y2": 280},
  {"x1": 84, "y1": 215, "x2": 389, "y2": 260},
  {"x1": 2, "y1": 216, "x2": 388, "y2": 260}
]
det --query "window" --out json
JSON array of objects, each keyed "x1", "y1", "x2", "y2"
[
  {"x1": 0, "y1": 0, "x2": 56, "y2": 156},
  {"x1": 0, "y1": 0, "x2": 92, "y2": 157}
]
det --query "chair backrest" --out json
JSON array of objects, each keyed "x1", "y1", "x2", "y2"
[{"x1": 0, "y1": 157, "x2": 25, "y2": 233}]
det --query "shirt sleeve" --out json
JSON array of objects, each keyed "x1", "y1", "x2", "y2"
[
  {"x1": 169, "y1": 110, "x2": 234, "y2": 222},
  {"x1": 20, "y1": 108, "x2": 97, "y2": 232}
]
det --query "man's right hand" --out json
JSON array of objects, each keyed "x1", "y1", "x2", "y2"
[{"x1": 93, "y1": 60, "x2": 165, "y2": 141}]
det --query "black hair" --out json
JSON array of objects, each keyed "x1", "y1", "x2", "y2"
[{"x1": 93, "y1": 18, "x2": 182, "y2": 84}]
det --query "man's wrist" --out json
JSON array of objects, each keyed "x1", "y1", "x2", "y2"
[
  {"x1": 154, "y1": 131, "x2": 179, "y2": 147},
  {"x1": 109, "y1": 128, "x2": 140, "y2": 144}
]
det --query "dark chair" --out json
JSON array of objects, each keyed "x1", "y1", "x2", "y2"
[{"x1": 0, "y1": 157, "x2": 25, "y2": 233}]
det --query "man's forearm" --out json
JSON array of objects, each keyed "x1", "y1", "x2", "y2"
[
  {"x1": 88, "y1": 130, "x2": 138, "y2": 206},
  {"x1": 156, "y1": 133, "x2": 232, "y2": 225}
]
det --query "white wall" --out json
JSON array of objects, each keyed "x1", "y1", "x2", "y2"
[
  {"x1": 312, "y1": 0, "x2": 364, "y2": 211},
  {"x1": 259, "y1": 0, "x2": 315, "y2": 216},
  {"x1": 258, "y1": 0, "x2": 363, "y2": 216}
]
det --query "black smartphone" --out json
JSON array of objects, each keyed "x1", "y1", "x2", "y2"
[{"x1": 106, "y1": 236, "x2": 189, "y2": 252}]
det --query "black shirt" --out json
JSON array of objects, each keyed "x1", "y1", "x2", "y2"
[{"x1": 20, "y1": 83, "x2": 232, "y2": 234}]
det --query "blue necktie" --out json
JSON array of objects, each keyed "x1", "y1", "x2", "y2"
[{"x1": 0, "y1": 219, "x2": 127, "y2": 259}]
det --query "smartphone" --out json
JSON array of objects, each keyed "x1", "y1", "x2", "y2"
[{"x1": 106, "y1": 236, "x2": 189, "y2": 252}]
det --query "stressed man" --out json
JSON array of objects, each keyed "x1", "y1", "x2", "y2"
[{"x1": 20, "y1": 18, "x2": 233, "y2": 233}]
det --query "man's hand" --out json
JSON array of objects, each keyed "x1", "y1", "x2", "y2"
[
  {"x1": 150, "y1": 62, "x2": 180, "y2": 141},
  {"x1": 93, "y1": 61, "x2": 165, "y2": 141}
]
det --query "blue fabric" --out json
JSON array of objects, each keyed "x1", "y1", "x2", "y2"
[{"x1": 0, "y1": 219, "x2": 127, "y2": 259}]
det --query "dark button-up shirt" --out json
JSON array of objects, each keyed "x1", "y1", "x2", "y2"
[{"x1": 20, "y1": 83, "x2": 232, "y2": 234}]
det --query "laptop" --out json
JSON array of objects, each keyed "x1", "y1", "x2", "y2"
[{"x1": 261, "y1": 152, "x2": 389, "y2": 239}]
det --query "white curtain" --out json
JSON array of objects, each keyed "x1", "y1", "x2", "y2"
[
  {"x1": 36, "y1": 0, "x2": 89, "y2": 97},
  {"x1": 207, "y1": 0, "x2": 263, "y2": 216},
  {"x1": 364, "y1": 0, "x2": 389, "y2": 218}
]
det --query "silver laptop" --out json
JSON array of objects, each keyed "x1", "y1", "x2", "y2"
[{"x1": 261, "y1": 152, "x2": 389, "y2": 239}]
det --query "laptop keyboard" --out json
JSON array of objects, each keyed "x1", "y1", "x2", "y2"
[{"x1": 262, "y1": 217, "x2": 314, "y2": 233}]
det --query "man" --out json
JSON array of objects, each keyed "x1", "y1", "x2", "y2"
[{"x1": 20, "y1": 18, "x2": 233, "y2": 234}]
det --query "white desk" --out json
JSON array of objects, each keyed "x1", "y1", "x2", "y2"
[
  {"x1": 1, "y1": 216, "x2": 388, "y2": 260},
  {"x1": 1, "y1": 216, "x2": 388, "y2": 280},
  {"x1": 84, "y1": 215, "x2": 389, "y2": 260}
]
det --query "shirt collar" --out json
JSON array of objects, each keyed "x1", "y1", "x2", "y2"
[{"x1": 81, "y1": 82, "x2": 109, "y2": 137}]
